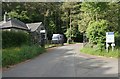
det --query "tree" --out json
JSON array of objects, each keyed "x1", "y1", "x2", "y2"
[
  {"x1": 2, "y1": 2, "x2": 64, "y2": 40},
  {"x1": 86, "y1": 20, "x2": 109, "y2": 50},
  {"x1": 61, "y1": 2, "x2": 81, "y2": 43},
  {"x1": 105, "y1": 2, "x2": 120, "y2": 32},
  {"x1": 3, "y1": 2, "x2": 119, "y2": 45},
  {"x1": 79, "y1": 2, "x2": 109, "y2": 32}
]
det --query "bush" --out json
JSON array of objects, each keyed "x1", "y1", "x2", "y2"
[
  {"x1": 65, "y1": 27, "x2": 82, "y2": 43},
  {"x1": 2, "y1": 45, "x2": 45, "y2": 67},
  {"x1": 2, "y1": 31, "x2": 30, "y2": 48},
  {"x1": 86, "y1": 20, "x2": 109, "y2": 50}
]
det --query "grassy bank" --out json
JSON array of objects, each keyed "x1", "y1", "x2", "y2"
[
  {"x1": 2, "y1": 45, "x2": 45, "y2": 67},
  {"x1": 80, "y1": 47, "x2": 120, "y2": 58}
]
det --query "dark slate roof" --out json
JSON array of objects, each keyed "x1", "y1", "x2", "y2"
[
  {"x1": 0, "y1": 18, "x2": 29, "y2": 30},
  {"x1": 26, "y1": 22, "x2": 43, "y2": 32}
]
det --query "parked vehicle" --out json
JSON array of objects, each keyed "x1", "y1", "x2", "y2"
[{"x1": 52, "y1": 34, "x2": 64, "y2": 45}]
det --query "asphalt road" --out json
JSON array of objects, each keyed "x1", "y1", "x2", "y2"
[{"x1": 3, "y1": 43, "x2": 118, "y2": 77}]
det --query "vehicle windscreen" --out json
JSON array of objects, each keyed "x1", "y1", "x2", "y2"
[{"x1": 52, "y1": 36, "x2": 59, "y2": 39}]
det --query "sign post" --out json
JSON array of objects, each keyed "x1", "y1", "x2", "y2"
[
  {"x1": 106, "y1": 43, "x2": 109, "y2": 52},
  {"x1": 111, "y1": 43, "x2": 115, "y2": 51},
  {"x1": 106, "y1": 32, "x2": 115, "y2": 52}
]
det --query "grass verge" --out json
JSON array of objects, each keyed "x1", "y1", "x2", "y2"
[
  {"x1": 45, "y1": 44, "x2": 64, "y2": 48},
  {"x1": 2, "y1": 45, "x2": 45, "y2": 67},
  {"x1": 80, "y1": 47, "x2": 120, "y2": 58},
  {"x1": 45, "y1": 44, "x2": 56, "y2": 48}
]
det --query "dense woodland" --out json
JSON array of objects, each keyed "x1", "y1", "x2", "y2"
[{"x1": 2, "y1": 2, "x2": 120, "y2": 47}]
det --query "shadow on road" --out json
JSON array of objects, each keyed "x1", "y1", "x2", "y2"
[
  {"x1": 49, "y1": 46, "x2": 118, "y2": 77},
  {"x1": 2, "y1": 44, "x2": 118, "y2": 77}
]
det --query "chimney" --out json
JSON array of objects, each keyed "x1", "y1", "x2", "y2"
[{"x1": 3, "y1": 12, "x2": 7, "y2": 23}]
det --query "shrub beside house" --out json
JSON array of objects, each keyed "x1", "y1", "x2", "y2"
[{"x1": 1, "y1": 13, "x2": 46, "y2": 67}]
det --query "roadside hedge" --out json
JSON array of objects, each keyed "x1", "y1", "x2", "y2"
[
  {"x1": 2, "y1": 45, "x2": 45, "y2": 67},
  {"x1": 2, "y1": 31, "x2": 30, "y2": 48}
]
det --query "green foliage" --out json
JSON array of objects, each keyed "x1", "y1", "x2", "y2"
[
  {"x1": 2, "y1": 45, "x2": 45, "y2": 67},
  {"x1": 80, "y1": 47, "x2": 119, "y2": 58},
  {"x1": 8, "y1": 11, "x2": 29, "y2": 21},
  {"x1": 81, "y1": 2, "x2": 108, "y2": 14},
  {"x1": 48, "y1": 20, "x2": 56, "y2": 34},
  {"x1": 61, "y1": 3, "x2": 82, "y2": 43},
  {"x1": 79, "y1": 2, "x2": 109, "y2": 32},
  {"x1": 2, "y1": 2, "x2": 120, "y2": 45},
  {"x1": 65, "y1": 28, "x2": 72, "y2": 38},
  {"x1": 86, "y1": 20, "x2": 109, "y2": 50},
  {"x1": 115, "y1": 32, "x2": 120, "y2": 46},
  {"x1": 2, "y1": 31, "x2": 30, "y2": 48},
  {"x1": 65, "y1": 27, "x2": 80, "y2": 38},
  {"x1": 106, "y1": 3, "x2": 120, "y2": 32},
  {"x1": 65, "y1": 27, "x2": 82, "y2": 43},
  {"x1": 61, "y1": 2, "x2": 82, "y2": 43},
  {"x1": 7, "y1": 11, "x2": 19, "y2": 18},
  {"x1": 3, "y1": 3, "x2": 64, "y2": 40}
]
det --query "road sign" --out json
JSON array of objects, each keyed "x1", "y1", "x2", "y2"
[
  {"x1": 106, "y1": 32, "x2": 115, "y2": 52},
  {"x1": 106, "y1": 32, "x2": 114, "y2": 43}
]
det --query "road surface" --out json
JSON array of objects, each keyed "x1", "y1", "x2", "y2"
[{"x1": 3, "y1": 43, "x2": 118, "y2": 77}]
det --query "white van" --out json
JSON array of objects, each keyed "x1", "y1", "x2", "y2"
[{"x1": 52, "y1": 34, "x2": 64, "y2": 45}]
